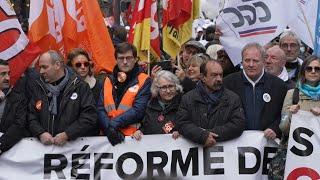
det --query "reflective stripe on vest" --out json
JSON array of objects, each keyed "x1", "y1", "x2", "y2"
[{"x1": 103, "y1": 73, "x2": 148, "y2": 135}]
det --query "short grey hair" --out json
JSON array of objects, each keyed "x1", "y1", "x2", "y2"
[
  {"x1": 151, "y1": 70, "x2": 183, "y2": 97},
  {"x1": 47, "y1": 50, "x2": 65, "y2": 67},
  {"x1": 241, "y1": 42, "x2": 266, "y2": 61},
  {"x1": 279, "y1": 30, "x2": 302, "y2": 46}
]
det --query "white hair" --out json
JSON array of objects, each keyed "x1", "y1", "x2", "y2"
[{"x1": 150, "y1": 70, "x2": 183, "y2": 97}]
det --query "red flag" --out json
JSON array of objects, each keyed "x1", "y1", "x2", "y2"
[
  {"x1": 162, "y1": 0, "x2": 200, "y2": 58},
  {"x1": 128, "y1": 0, "x2": 160, "y2": 62},
  {"x1": 0, "y1": 1, "x2": 41, "y2": 85},
  {"x1": 28, "y1": 0, "x2": 116, "y2": 73}
]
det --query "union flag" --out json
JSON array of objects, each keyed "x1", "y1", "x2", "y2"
[
  {"x1": 28, "y1": 0, "x2": 116, "y2": 73},
  {"x1": 0, "y1": 1, "x2": 40, "y2": 85}
]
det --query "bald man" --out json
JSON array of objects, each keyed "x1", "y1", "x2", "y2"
[{"x1": 265, "y1": 46, "x2": 296, "y2": 89}]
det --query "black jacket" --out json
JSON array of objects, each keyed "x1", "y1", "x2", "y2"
[
  {"x1": 223, "y1": 71, "x2": 288, "y2": 137},
  {"x1": 0, "y1": 86, "x2": 28, "y2": 153},
  {"x1": 174, "y1": 87, "x2": 245, "y2": 145},
  {"x1": 140, "y1": 94, "x2": 181, "y2": 135},
  {"x1": 28, "y1": 68, "x2": 98, "y2": 140}
]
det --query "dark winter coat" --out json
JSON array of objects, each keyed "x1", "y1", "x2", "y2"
[
  {"x1": 0, "y1": 86, "x2": 28, "y2": 154},
  {"x1": 28, "y1": 68, "x2": 98, "y2": 140},
  {"x1": 140, "y1": 94, "x2": 182, "y2": 135},
  {"x1": 174, "y1": 87, "x2": 245, "y2": 145},
  {"x1": 223, "y1": 71, "x2": 288, "y2": 137}
]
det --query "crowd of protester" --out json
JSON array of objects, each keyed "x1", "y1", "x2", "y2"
[{"x1": 0, "y1": 23, "x2": 319, "y2": 179}]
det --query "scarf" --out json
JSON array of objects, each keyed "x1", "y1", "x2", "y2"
[
  {"x1": 113, "y1": 63, "x2": 139, "y2": 95},
  {"x1": 285, "y1": 61, "x2": 299, "y2": 69},
  {"x1": 45, "y1": 69, "x2": 69, "y2": 115},
  {"x1": 196, "y1": 81, "x2": 222, "y2": 112},
  {"x1": 298, "y1": 81, "x2": 320, "y2": 101},
  {"x1": 158, "y1": 97, "x2": 173, "y2": 111}
]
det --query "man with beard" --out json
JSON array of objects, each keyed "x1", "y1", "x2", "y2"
[
  {"x1": 265, "y1": 45, "x2": 296, "y2": 89},
  {"x1": 0, "y1": 60, "x2": 28, "y2": 155},
  {"x1": 175, "y1": 59, "x2": 245, "y2": 147},
  {"x1": 223, "y1": 43, "x2": 287, "y2": 139},
  {"x1": 97, "y1": 42, "x2": 151, "y2": 146}
]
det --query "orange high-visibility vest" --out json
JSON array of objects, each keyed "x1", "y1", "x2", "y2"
[{"x1": 103, "y1": 73, "x2": 148, "y2": 136}]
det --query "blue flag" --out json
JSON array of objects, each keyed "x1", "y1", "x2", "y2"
[{"x1": 314, "y1": 0, "x2": 320, "y2": 56}]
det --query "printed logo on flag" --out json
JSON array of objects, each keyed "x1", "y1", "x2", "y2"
[
  {"x1": 220, "y1": 1, "x2": 279, "y2": 38},
  {"x1": 239, "y1": 26, "x2": 277, "y2": 38},
  {"x1": 0, "y1": 2, "x2": 29, "y2": 60},
  {"x1": 0, "y1": 1, "x2": 40, "y2": 85}
]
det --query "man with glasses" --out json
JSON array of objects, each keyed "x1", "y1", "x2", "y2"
[
  {"x1": 279, "y1": 30, "x2": 304, "y2": 82},
  {"x1": 97, "y1": 42, "x2": 151, "y2": 146},
  {"x1": 175, "y1": 59, "x2": 245, "y2": 147},
  {"x1": 28, "y1": 50, "x2": 98, "y2": 146}
]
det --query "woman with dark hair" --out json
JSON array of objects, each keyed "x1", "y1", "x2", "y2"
[
  {"x1": 269, "y1": 55, "x2": 320, "y2": 179},
  {"x1": 67, "y1": 48, "x2": 102, "y2": 103},
  {"x1": 132, "y1": 70, "x2": 183, "y2": 140}
]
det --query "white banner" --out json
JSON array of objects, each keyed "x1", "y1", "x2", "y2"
[
  {"x1": 0, "y1": 131, "x2": 277, "y2": 179},
  {"x1": 288, "y1": 0, "x2": 317, "y2": 49},
  {"x1": 284, "y1": 111, "x2": 320, "y2": 179},
  {"x1": 216, "y1": 0, "x2": 299, "y2": 66}
]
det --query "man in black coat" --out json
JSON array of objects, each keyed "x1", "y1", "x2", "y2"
[
  {"x1": 223, "y1": 43, "x2": 288, "y2": 139},
  {"x1": 0, "y1": 60, "x2": 28, "y2": 155},
  {"x1": 175, "y1": 59, "x2": 245, "y2": 147},
  {"x1": 28, "y1": 50, "x2": 97, "y2": 146}
]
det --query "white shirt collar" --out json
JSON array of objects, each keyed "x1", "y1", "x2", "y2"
[
  {"x1": 278, "y1": 67, "x2": 289, "y2": 82},
  {"x1": 243, "y1": 69, "x2": 265, "y2": 87}
]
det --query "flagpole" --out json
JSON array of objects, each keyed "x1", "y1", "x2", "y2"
[
  {"x1": 295, "y1": 0, "x2": 314, "y2": 45},
  {"x1": 147, "y1": 49, "x2": 151, "y2": 76},
  {"x1": 177, "y1": 52, "x2": 181, "y2": 69}
]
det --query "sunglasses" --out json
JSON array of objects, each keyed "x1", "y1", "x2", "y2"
[
  {"x1": 73, "y1": 61, "x2": 90, "y2": 68},
  {"x1": 305, "y1": 66, "x2": 320, "y2": 73}
]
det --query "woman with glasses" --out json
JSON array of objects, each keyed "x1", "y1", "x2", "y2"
[
  {"x1": 132, "y1": 70, "x2": 183, "y2": 140},
  {"x1": 269, "y1": 55, "x2": 320, "y2": 179},
  {"x1": 67, "y1": 48, "x2": 102, "y2": 103},
  {"x1": 173, "y1": 53, "x2": 209, "y2": 93}
]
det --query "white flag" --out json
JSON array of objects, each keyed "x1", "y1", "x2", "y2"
[
  {"x1": 216, "y1": 0, "x2": 299, "y2": 66},
  {"x1": 288, "y1": 0, "x2": 317, "y2": 49}
]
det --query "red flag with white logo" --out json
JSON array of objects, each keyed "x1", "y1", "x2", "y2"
[
  {"x1": 0, "y1": 1, "x2": 40, "y2": 85},
  {"x1": 128, "y1": 0, "x2": 160, "y2": 62}
]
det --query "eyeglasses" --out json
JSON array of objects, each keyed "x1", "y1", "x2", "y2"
[
  {"x1": 117, "y1": 56, "x2": 134, "y2": 62},
  {"x1": 280, "y1": 43, "x2": 298, "y2": 49},
  {"x1": 185, "y1": 47, "x2": 199, "y2": 55},
  {"x1": 73, "y1": 61, "x2": 90, "y2": 68},
  {"x1": 305, "y1": 66, "x2": 320, "y2": 73},
  {"x1": 158, "y1": 84, "x2": 176, "y2": 92}
]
